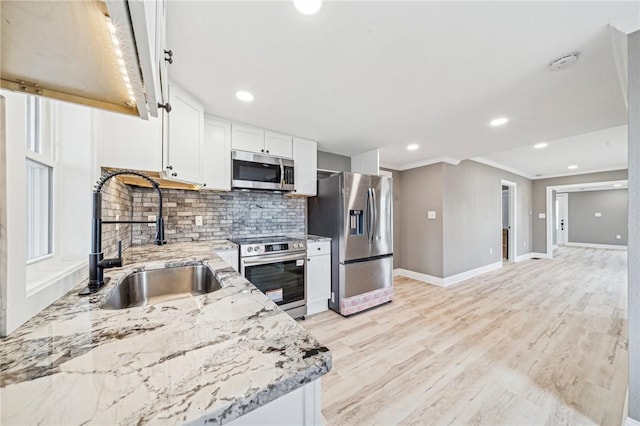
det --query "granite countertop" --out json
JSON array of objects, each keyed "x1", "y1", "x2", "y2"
[
  {"x1": 0, "y1": 241, "x2": 331, "y2": 425},
  {"x1": 304, "y1": 235, "x2": 332, "y2": 242}
]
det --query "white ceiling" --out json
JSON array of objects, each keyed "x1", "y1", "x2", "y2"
[{"x1": 166, "y1": 1, "x2": 638, "y2": 177}]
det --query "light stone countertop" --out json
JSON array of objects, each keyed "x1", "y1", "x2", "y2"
[{"x1": 0, "y1": 241, "x2": 331, "y2": 425}]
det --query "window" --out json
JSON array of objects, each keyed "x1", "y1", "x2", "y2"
[{"x1": 25, "y1": 96, "x2": 54, "y2": 263}]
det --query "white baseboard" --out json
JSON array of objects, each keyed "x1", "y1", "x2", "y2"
[
  {"x1": 529, "y1": 252, "x2": 551, "y2": 259},
  {"x1": 565, "y1": 242, "x2": 627, "y2": 250},
  {"x1": 394, "y1": 261, "x2": 503, "y2": 287},
  {"x1": 625, "y1": 417, "x2": 640, "y2": 426},
  {"x1": 514, "y1": 253, "x2": 534, "y2": 262},
  {"x1": 393, "y1": 268, "x2": 445, "y2": 286}
]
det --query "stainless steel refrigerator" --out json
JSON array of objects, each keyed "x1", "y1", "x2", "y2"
[{"x1": 308, "y1": 172, "x2": 393, "y2": 316}]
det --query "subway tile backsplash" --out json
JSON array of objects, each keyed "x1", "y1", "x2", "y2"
[{"x1": 100, "y1": 181, "x2": 306, "y2": 249}]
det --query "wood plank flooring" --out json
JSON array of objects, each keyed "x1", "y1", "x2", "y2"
[{"x1": 301, "y1": 247, "x2": 628, "y2": 425}]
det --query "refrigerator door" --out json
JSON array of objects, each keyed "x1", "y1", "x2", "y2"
[
  {"x1": 369, "y1": 175, "x2": 393, "y2": 257},
  {"x1": 342, "y1": 173, "x2": 373, "y2": 262}
]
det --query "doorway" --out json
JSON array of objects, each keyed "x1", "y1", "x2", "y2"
[{"x1": 501, "y1": 180, "x2": 516, "y2": 262}]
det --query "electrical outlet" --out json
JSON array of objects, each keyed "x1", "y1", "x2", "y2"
[
  {"x1": 616, "y1": 234, "x2": 622, "y2": 240},
  {"x1": 115, "y1": 215, "x2": 120, "y2": 231},
  {"x1": 524, "y1": 240, "x2": 527, "y2": 247},
  {"x1": 489, "y1": 247, "x2": 493, "y2": 254},
  {"x1": 427, "y1": 211, "x2": 436, "y2": 220},
  {"x1": 331, "y1": 292, "x2": 335, "y2": 303},
  {"x1": 195, "y1": 216, "x2": 203, "y2": 226},
  {"x1": 148, "y1": 215, "x2": 156, "y2": 227},
  {"x1": 594, "y1": 212, "x2": 602, "y2": 217}
]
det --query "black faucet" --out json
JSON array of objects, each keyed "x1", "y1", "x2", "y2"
[{"x1": 79, "y1": 170, "x2": 166, "y2": 296}]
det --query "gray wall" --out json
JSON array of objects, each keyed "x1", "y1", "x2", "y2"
[
  {"x1": 398, "y1": 163, "x2": 445, "y2": 277},
  {"x1": 441, "y1": 161, "x2": 532, "y2": 277},
  {"x1": 627, "y1": 29, "x2": 639, "y2": 423},
  {"x1": 397, "y1": 160, "x2": 532, "y2": 278},
  {"x1": 567, "y1": 189, "x2": 628, "y2": 245},
  {"x1": 531, "y1": 170, "x2": 628, "y2": 253},
  {"x1": 317, "y1": 151, "x2": 351, "y2": 172}
]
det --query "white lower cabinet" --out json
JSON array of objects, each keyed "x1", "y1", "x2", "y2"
[
  {"x1": 214, "y1": 248, "x2": 238, "y2": 272},
  {"x1": 227, "y1": 380, "x2": 322, "y2": 426},
  {"x1": 306, "y1": 240, "x2": 331, "y2": 315}
]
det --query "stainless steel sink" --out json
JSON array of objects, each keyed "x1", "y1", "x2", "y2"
[{"x1": 101, "y1": 265, "x2": 222, "y2": 310}]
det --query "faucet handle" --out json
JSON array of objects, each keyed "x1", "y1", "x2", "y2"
[{"x1": 117, "y1": 240, "x2": 122, "y2": 259}]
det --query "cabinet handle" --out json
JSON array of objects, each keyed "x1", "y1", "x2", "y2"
[
  {"x1": 171, "y1": 172, "x2": 178, "y2": 177},
  {"x1": 158, "y1": 102, "x2": 172, "y2": 113},
  {"x1": 203, "y1": 183, "x2": 207, "y2": 187},
  {"x1": 307, "y1": 258, "x2": 311, "y2": 262},
  {"x1": 164, "y1": 56, "x2": 173, "y2": 65},
  {"x1": 266, "y1": 150, "x2": 270, "y2": 154},
  {"x1": 166, "y1": 165, "x2": 173, "y2": 170},
  {"x1": 164, "y1": 49, "x2": 173, "y2": 58},
  {"x1": 261, "y1": 149, "x2": 264, "y2": 153}
]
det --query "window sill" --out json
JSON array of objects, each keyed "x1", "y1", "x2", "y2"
[{"x1": 26, "y1": 256, "x2": 87, "y2": 297}]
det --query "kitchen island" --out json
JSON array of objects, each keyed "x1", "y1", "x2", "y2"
[{"x1": 0, "y1": 241, "x2": 331, "y2": 425}]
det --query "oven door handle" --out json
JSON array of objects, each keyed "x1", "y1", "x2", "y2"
[{"x1": 242, "y1": 252, "x2": 306, "y2": 266}]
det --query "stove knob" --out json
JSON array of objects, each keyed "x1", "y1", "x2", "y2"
[
  {"x1": 292, "y1": 243, "x2": 298, "y2": 248},
  {"x1": 247, "y1": 247, "x2": 253, "y2": 252}
]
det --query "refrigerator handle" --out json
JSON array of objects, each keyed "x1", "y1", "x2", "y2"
[
  {"x1": 371, "y1": 188, "x2": 377, "y2": 242},
  {"x1": 366, "y1": 188, "x2": 375, "y2": 243}
]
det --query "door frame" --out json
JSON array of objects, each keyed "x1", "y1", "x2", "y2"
[{"x1": 500, "y1": 179, "x2": 516, "y2": 262}]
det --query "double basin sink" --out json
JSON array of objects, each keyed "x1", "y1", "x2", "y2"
[{"x1": 102, "y1": 264, "x2": 222, "y2": 310}]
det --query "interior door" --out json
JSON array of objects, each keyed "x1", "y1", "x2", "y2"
[{"x1": 556, "y1": 193, "x2": 569, "y2": 245}]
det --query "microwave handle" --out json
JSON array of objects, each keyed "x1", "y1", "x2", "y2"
[{"x1": 279, "y1": 158, "x2": 284, "y2": 189}]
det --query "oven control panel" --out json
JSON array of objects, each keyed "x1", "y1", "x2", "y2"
[{"x1": 240, "y1": 240, "x2": 307, "y2": 257}]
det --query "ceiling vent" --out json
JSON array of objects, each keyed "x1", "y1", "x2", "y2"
[{"x1": 548, "y1": 52, "x2": 580, "y2": 71}]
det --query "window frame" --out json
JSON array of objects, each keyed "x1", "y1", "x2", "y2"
[{"x1": 24, "y1": 96, "x2": 57, "y2": 265}]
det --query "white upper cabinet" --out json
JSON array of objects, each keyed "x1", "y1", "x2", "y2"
[
  {"x1": 265, "y1": 131, "x2": 293, "y2": 158},
  {"x1": 163, "y1": 82, "x2": 204, "y2": 184},
  {"x1": 293, "y1": 137, "x2": 318, "y2": 196},
  {"x1": 202, "y1": 117, "x2": 232, "y2": 191},
  {"x1": 232, "y1": 125, "x2": 293, "y2": 158},
  {"x1": 231, "y1": 124, "x2": 265, "y2": 154}
]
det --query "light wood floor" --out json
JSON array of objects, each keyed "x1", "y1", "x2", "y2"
[{"x1": 302, "y1": 247, "x2": 628, "y2": 425}]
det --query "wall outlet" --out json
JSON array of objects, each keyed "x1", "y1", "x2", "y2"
[
  {"x1": 148, "y1": 215, "x2": 156, "y2": 227},
  {"x1": 523, "y1": 240, "x2": 527, "y2": 247},
  {"x1": 594, "y1": 212, "x2": 602, "y2": 217},
  {"x1": 538, "y1": 213, "x2": 546, "y2": 219},
  {"x1": 427, "y1": 211, "x2": 437, "y2": 220},
  {"x1": 115, "y1": 215, "x2": 120, "y2": 231},
  {"x1": 489, "y1": 247, "x2": 493, "y2": 254},
  {"x1": 616, "y1": 234, "x2": 622, "y2": 240},
  {"x1": 195, "y1": 216, "x2": 203, "y2": 226},
  {"x1": 331, "y1": 292, "x2": 335, "y2": 303}
]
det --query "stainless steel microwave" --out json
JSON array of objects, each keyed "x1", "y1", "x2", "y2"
[{"x1": 231, "y1": 151, "x2": 295, "y2": 191}]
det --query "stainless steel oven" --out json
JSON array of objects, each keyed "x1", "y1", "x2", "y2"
[{"x1": 234, "y1": 236, "x2": 307, "y2": 319}]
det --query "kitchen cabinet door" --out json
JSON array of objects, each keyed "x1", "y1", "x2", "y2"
[
  {"x1": 306, "y1": 241, "x2": 331, "y2": 315},
  {"x1": 163, "y1": 82, "x2": 204, "y2": 184},
  {"x1": 98, "y1": 110, "x2": 163, "y2": 172},
  {"x1": 231, "y1": 124, "x2": 264, "y2": 154},
  {"x1": 293, "y1": 137, "x2": 318, "y2": 196},
  {"x1": 202, "y1": 117, "x2": 231, "y2": 190},
  {"x1": 265, "y1": 131, "x2": 293, "y2": 158}
]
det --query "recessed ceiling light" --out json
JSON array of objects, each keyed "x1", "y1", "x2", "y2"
[
  {"x1": 489, "y1": 117, "x2": 509, "y2": 127},
  {"x1": 407, "y1": 144, "x2": 419, "y2": 151},
  {"x1": 293, "y1": 0, "x2": 323, "y2": 15},
  {"x1": 613, "y1": 184, "x2": 622, "y2": 187},
  {"x1": 236, "y1": 91, "x2": 254, "y2": 102},
  {"x1": 568, "y1": 165, "x2": 578, "y2": 170},
  {"x1": 534, "y1": 142, "x2": 548, "y2": 149}
]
